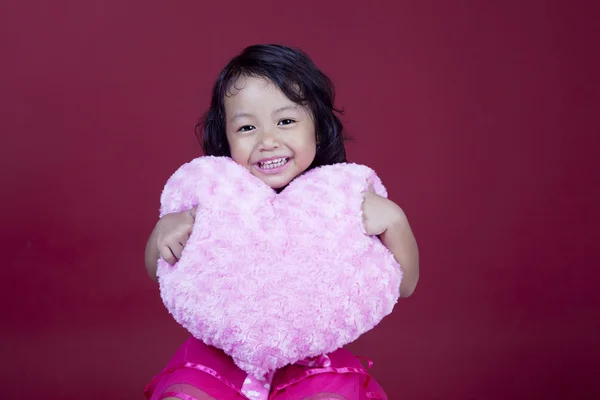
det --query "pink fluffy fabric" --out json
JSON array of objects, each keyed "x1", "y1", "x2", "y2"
[{"x1": 157, "y1": 156, "x2": 402, "y2": 380}]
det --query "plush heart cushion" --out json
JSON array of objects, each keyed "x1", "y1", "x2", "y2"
[{"x1": 157, "y1": 156, "x2": 402, "y2": 379}]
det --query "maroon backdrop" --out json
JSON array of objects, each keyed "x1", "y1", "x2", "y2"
[{"x1": 2, "y1": 1, "x2": 598, "y2": 399}]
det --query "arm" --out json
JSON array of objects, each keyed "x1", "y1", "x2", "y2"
[
  {"x1": 144, "y1": 208, "x2": 197, "y2": 282},
  {"x1": 379, "y1": 205, "x2": 419, "y2": 297},
  {"x1": 362, "y1": 190, "x2": 420, "y2": 298},
  {"x1": 144, "y1": 226, "x2": 161, "y2": 281}
]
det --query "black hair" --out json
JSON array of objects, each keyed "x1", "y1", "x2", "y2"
[{"x1": 196, "y1": 44, "x2": 347, "y2": 169}]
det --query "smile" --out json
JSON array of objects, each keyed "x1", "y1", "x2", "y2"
[{"x1": 255, "y1": 157, "x2": 290, "y2": 173}]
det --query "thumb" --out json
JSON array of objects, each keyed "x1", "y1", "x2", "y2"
[{"x1": 366, "y1": 178, "x2": 375, "y2": 193}]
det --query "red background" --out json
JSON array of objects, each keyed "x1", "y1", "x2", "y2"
[{"x1": 2, "y1": 1, "x2": 599, "y2": 399}]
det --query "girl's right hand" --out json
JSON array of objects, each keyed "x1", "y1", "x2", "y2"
[{"x1": 155, "y1": 207, "x2": 196, "y2": 265}]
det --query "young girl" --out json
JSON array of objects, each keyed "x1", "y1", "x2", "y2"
[{"x1": 144, "y1": 44, "x2": 419, "y2": 400}]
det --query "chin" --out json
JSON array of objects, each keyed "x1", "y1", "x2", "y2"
[
  {"x1": 266, "y1": 180, "x2": 291, "y2": 190},
  {"x1": 259, "y1": 174, "x2": 294, "y2": 190}
]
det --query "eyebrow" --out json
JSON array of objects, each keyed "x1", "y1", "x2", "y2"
[
  {"x1": 273, "y1": 104, "x2": 298, "y2": 114},
  {"x1": 230, "y1": 105, "x2": 299, "y2": 123}
]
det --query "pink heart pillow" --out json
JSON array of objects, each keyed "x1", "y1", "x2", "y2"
[{"x1": 157, "y1": 156, "x2": 402, "y2": 379}]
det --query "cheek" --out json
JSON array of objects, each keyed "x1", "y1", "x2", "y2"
[
  {"x1": 294, "y1": 140, "x2": 317, "y2": 169},
  {"x1": 300, "y1": 133, "x2": 317, "y2": 158},
  {"x1": 229, "y1": 147, "x2": 246, "y2": 165},
  {"x1": 304, "y1": 142, "x2": 317, "y2": 158},
  {"x1": 228, "y1": 139, "x2": 253, "y2": 166}
]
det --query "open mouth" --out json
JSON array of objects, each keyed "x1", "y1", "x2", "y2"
[{"x1": 257, "y1": 157, "x2": 290, "y2": 170}]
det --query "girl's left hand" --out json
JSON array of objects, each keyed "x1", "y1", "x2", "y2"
[{"x1": 361, "y1": 184, "x2": 399, "y2": 236}]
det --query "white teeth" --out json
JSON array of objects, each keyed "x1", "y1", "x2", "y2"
[{"x1": 259, "y1": 158, "x2": 288, "y2": 169}]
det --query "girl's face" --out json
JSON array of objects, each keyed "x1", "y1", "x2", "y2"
[{"x1": 224, "y1": 76, "x2": 317, "y2": 190}]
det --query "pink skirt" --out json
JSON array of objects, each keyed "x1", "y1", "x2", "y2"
[{"x1": 145, "y1": 337, "x2": 388, "y2": 400}]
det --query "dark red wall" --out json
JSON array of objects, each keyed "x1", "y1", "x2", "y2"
[{"x1": 2, "y1": 1, "x2": 598, "y2": 399}]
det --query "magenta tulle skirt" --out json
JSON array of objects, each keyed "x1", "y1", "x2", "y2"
[{"x1": 145, "y1": 337, "x2": 388, "y2": 400}]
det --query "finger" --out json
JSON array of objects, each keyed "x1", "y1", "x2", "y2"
[
  {"x1": 366, "y1": 178, "x2": 375, "y2": 192},
  {"x1": 160, "y1": 245, "x2": 177, "y2": 265},
  {"x1": 362, "y1": 189, "x2": 371, "y2": 204},
  {"x1": 363, "y1": 178, "x2": 374, "y2": 194},
  {"x1": 179, "y1": 232, "x2": 192, "y2": 247},
  {"x1": 168, "y1": 245, "x2": 180, "y2": 263},
  {"x1": 172, "y1": 242, "x2": 184, "y2": 260},
  {"x1": 174, "y1": 229, "x2": 191, "y2": 242}
]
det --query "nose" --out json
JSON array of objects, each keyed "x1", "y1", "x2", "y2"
[{"x1": 258, "y1": 128, "x2": 280, "y2": 151}]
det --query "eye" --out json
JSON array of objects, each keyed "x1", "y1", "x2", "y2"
[
  {"x1": 278, "y1": 119, "x2": 295, "y2": 126},
  {"x1": 237, "y1": 125, "x2": 255, "y2": 132}
]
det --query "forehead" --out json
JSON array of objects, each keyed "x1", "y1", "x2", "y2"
[{"x1": 225, "y1": 76, "x2": 289, "y2": 105}]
